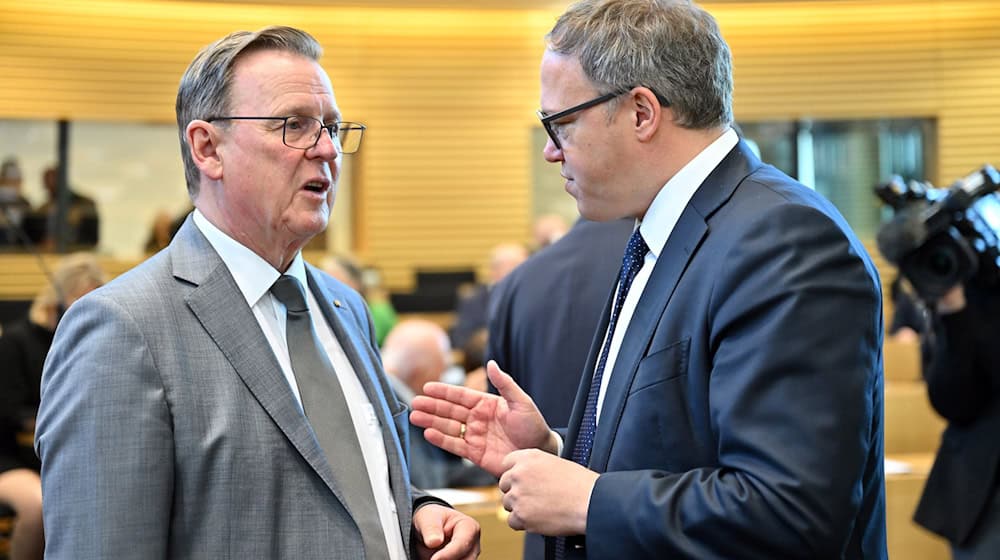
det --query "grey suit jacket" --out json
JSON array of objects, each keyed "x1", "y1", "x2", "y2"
[{"x1": 36, "y1": 217, "x2": 429, "y2": 559}]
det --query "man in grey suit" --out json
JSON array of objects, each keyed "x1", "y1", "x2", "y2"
[
  {"x1": 35, "y1": 26, "x2": 480, "y2": 560},
  {"x1": 411, "y1": 1, "x2": 886, "y2": 558}
]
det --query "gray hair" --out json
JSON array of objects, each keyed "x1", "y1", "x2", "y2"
[
  {"x1": 547, "y1": 0, "x2": 733, "y2": 130},
  {"x1": 175, "y1": 26, "x2": 323, "y2": 197}
]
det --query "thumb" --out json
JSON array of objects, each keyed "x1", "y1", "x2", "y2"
[
  {"x1": 487, "y1": 360, "x2": 533, "y2": 407},
  {"x1": 416, "y1": 507, "x2": 445, "y2": 548}
]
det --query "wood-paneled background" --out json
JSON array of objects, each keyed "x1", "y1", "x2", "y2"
[{"x1": 1, "y1": 0, "x2": 998, "y2": 289}]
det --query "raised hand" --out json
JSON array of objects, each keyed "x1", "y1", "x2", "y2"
[{"x1": 410, "y1": 361, "x2": 556, "y2": 477}]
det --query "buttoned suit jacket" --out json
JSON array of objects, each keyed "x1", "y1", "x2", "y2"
[
  {"x1": 36, "y1": 217, "x2": 431, "y2": 559},
  {"x1": 554, "y1": 142, "x2": 888, "y2": 559}
]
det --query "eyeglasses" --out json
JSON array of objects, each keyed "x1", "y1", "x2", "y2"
[
  {"x1": 206, "y1": 116, "x2": 366, "y2": 153},
  {"x1": 536, "y1": 86, "x2": 669, "y2": 151}
]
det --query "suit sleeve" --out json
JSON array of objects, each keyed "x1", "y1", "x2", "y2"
[
  {"x1": 587, "y1": 203, "x2": 883, "y2": 559},
  {"x1": 35, "y1": 293, "x2": 174, "y2": 559}
]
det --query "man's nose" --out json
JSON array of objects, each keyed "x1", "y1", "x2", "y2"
[
  {"x1": 542, "y1": 136, "x2": 563, "y2": 163},
  {"x1": 309, "y1": 128, "x2": 339, "y2": 161}
]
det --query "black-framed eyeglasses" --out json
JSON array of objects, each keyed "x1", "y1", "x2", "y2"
[
  {"x1": 206, "y1": 116, "x2": 366, "y2": 153},
  {"x1": 536, "y1": 86, "x2": 669, "y2": 150}
]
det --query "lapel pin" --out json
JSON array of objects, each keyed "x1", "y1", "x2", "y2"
[{"x1": 333, "y1": 299, "x2": 342, "y2": 308}]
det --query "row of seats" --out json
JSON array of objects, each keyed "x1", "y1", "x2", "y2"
[{"x1": 883, "y1": 338, "x2": 949, "y2": 559}]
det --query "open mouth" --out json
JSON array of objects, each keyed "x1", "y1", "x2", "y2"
[{"x1": 303, "y1": 180, "x2": 329, "y2": 193}]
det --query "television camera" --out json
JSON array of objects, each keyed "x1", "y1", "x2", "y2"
[{"x1": 875, "y1": 165, "x2": 1000, "y2": 302}]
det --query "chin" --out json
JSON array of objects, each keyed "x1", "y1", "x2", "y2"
[
  {"x1": 577, "y1": 201, "x2": 622, "y2": 223},
  {"x1": 289, "y1": 212, "x2": 329, "y2": 239}
]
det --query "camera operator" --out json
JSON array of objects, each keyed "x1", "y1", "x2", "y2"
[{"x1": 913, "y1": 279, "x2": 1000, "y2": 559}]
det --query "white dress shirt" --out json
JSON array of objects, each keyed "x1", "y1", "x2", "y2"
[
  {"x1": 595, "y1": 128, "x2": 739, "y2": 421},
  {"x1": 193, "y1": 210, "x2": 407, "y2": 560}
]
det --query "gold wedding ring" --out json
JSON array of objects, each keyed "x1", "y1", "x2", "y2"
[{"x1": 459, "y1": 423, "x2": 467, "y2": 440}]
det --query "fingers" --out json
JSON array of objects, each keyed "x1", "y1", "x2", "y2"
[
  {"x1": 486, "y1": 361, "x2": 532, "y2": 406},
  {"x1": 421, "y1": 381, "x2": 487, "y2": 409},
  {"x1": 410, "y1": 406, "x2": 467, "y2": 434},
  {"x1": 422, "y1": 514, "x2": 481, "y2": 560},
  {"x1": 421, "y1": 427, "x2": 470, "y2": 458}
]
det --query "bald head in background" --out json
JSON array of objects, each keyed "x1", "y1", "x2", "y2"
[
  {"x1": 488, "y1": 243, "x2": 529, "y2": 285},
  {"x1": 381, "y1": 319, "x2": 452, "y2": 397},
  {"x1": 531, "y1": 214, "x2": 569, "y2": 250}
]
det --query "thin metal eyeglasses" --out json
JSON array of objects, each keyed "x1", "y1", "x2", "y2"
[
  {"x1": 206, "y1": 116, "x2": 366, "y2": 153},
  {"x1": 536, "y1": 86, "x2": 669, "y2": 150}
]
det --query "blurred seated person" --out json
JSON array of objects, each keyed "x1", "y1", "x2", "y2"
[
  {"x1": 531, "y1": 213, "x2": 569, "y2": 251},
  {"x1": 320, "y1": 253, "x2": 398, "y2": 346},
  {"x1": 0, "y1": 157, "x2": 31, "y2": 245},
  {"x1": 0, "y1": 252, "x2": 105, "y2": 560},
  {"x1": 381, "y1": 319, "x2": 494, "y2": 489},
  {"x1": 144, "y1": 206, "x2": 191, "y2": 253},
  {"x1": 888, "y1": 274, "x2": 929, "y2": 344},
  {"x1": 30, "y1": 165, "x2": 100, "y2": 249},
  {"x1": 449, "y1": 242, "x2": 527, "y2": 349},
  {"x1": 0, "y1": 157, "x2": 32, "y2": 247}
]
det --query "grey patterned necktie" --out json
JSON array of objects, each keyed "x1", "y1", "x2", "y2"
[{"x1": 270, "y1": 274, "x2": 390, "y2": 560}]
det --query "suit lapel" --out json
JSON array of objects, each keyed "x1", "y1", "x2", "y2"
[
  {"x1": 575, "y1": 141, "x2": 762, "y2": 471},
  {"x1": 587, "y1": 211, "x2": 708, "y2": 470},
  {"x1": 306, "y1": 267, "x2": 413, "y2": 547},
  {"x1": 172, "y1": 219, "x2": 350, "y2": 506}
]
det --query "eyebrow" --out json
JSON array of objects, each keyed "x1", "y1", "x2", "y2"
[{"x1": 278, "y1": 105, "x2": 341, "y2": 122}]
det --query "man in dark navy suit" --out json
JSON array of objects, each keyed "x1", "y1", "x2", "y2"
[{"x1": 412, "y1": 1, "x2": 887, "y2": 558}]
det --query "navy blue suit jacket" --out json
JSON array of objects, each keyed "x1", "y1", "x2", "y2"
[{"x1": 555, "y1": 142, "x2": 888, "y2": 559}]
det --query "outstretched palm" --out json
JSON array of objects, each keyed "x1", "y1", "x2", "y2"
[{"x1": 410, "y1": 361, "x2": 552, "y2": 477}]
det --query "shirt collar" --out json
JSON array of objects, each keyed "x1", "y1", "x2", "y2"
[
  {"x1": 639, "y1": 127, "x2": 739, "y2": 258},
  {"x1": 192, "y1": 209, "x2": 308, "y2": 307}
]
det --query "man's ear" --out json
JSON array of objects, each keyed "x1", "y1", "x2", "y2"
[
  {"x1": 187, "y1": 120, "x2": 224, "y2": 181},
  {"x1": 632, "y1": 87, "x2": 664, "y2": 143}
]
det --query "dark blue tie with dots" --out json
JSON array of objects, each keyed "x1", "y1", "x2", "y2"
[{"x1": 555, "y1": 229, "x2": 649, "y2": 559}]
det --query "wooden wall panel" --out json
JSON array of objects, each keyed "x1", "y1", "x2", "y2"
[{"x1": 2, "y1": 0, "x2": 999, "y2": 288}]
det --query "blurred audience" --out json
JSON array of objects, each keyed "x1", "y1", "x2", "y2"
[
  {"x1": 32, "y1": 165, "x2": 100, "y2": 249},
  {"x1": 0, "y1": 252, "x2": 105, "y2": 560},
  {"x1": 449, "y1": 242, "x2": 527, "y2": 349},
  {"x1": 531, "y1": 213, "x2": 569, "y2": 251},
  {"x1": 0, "y1": 157, "x2": 32, "y2": 247},
  {"x1": 320, "y1": 253, "x2": 398, "y2": 346},
  {"x1": 381, "y1": 319, "x2": 494, "y2": 488},
  {"x1": 144, "y1": 206, "x2": 191, "y2": 254}
]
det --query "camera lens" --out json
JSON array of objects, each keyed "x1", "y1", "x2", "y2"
[{"x1": 926, "y1": 249, "x2": 957, "y2": 277}]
